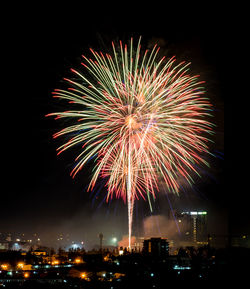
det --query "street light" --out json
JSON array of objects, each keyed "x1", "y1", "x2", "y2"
[
  {"x1": 1, "y1": 264, "x2": 8, "y2": 270},
  {"x1": 17, "y1": 263, "x2": 24, "y2": 269}
]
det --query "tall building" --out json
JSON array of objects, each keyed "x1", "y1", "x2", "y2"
[
  {"x1": 143, "y1": 237, "x2": 169, "y2": 257},
  {"x1": 177, "y1": 211, "x2": 208, "y2": 245},
  {"x1": 133, "y1": 236, "x2": 144, "y2": 251}
]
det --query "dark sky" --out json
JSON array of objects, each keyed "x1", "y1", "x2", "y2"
[{"x1": 1, "y1": 5, "x2": 246, "y2": 247}]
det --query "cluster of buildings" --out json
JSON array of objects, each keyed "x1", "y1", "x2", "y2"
[
  {"x1": 0, "y1": 210, "x2": 215, "y2": 255},
  {"x1": 0, "y1": 211, "x2": 249, "y2": 287},
  {"x1": 1, "y1": 210, "x2": 248, "y2": 255},
  {"x1": 130, "y1": 210, "x2": 210, "y2": 252},
  {"x1": 0, "y1": 236, "x2": 186, "y2": 286},
  {"x1": 2, "y1": 235, "x2": 245, "y2": 287},
  {"x1": 0, "y1": 233, "x2": 38, "y2": 251},
  {"x1": 0, "y1": 232, "x2": 84, "y2": 253}
]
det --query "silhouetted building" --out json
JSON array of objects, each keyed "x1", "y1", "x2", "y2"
[{"x1": 143, "y1": 237, "x2": 169, "y2": 257}]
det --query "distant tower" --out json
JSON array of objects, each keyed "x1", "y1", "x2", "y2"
[
  {"x1": 99, "y1": 233, "x2": 103, "y2": 252},
  {"x1": 179, "y1": 211, "x2": 208, "y2": 245}
]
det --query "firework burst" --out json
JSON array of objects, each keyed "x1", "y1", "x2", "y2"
[{"x1": 47, "y1": 37, "x2": 214, "y2": 248}]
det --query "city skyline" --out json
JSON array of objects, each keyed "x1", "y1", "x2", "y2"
[{"x1": 0, "y1": 205, "x2": 231, "y2": 251}]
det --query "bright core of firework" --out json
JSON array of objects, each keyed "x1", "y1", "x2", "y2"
[{"x1": 47, "y1": 37, "x2": 214, "y2": 248}]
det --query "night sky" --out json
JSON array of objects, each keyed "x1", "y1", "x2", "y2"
[{"x1": 1, "y1": 5, "x2": 246, "y2": 248}]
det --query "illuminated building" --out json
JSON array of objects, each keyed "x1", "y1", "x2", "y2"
[
  {"x1": 133, "y1": 236, "x2": 144, "y2": 251},
  {"x1": 143, "y1": 237, "x2": 169, "y2": 257},
  {"x1": 0, "y1": 241, "x2": 9, "y2": 250},
  {"x1": 177, "y1": 211, "x2": 208, "y2": 245},
  {"x1": 31, "y1": 250, "x2": 47, "y2": 256}
]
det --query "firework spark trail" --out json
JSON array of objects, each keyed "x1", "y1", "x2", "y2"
[{"x1": 47, "y1": 37, "x2": 214, "y2": 249}]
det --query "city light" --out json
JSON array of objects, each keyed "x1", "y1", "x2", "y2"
[
  {"x1": 80, "y1": 272, "x2": 90, "y2": 281},
  {"x1": 70, "y1": 242, "x2": 84, "y2": 250},
  {"x1": 173, "y1": 265, "x2": 191, "y2": 270},
  {"x1": 182, "y1": 211, "x2": 207, "y2": 215},
  {"x1": 111, "y1": 237, "x2": 117, "y2": 244},
  {"x1": 24, "y1": 272, "x2": 29, "y2": 278},
  {"x1": 75, "y1": 258, "x2": 81, "y2": 264},
  {"x1": 17, "y1": 262, "x2": 24, "y2": 269},
  {"x1": 1, "y1": 264, "x2": 8, "y2": 270},
  {"x1": 13, "y1": 243, "x2": 20, "y2": 250}
]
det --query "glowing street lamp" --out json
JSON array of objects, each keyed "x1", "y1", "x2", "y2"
[
  {"x1": 112, "y1": 237, "x2": 117, "y2": 244},
  {"x1": 17, "y1": 262, "x2": 24, "y2": 269},
  {"x1": 1, "y1": 264, "x2": 8, "y2": 270},
  {"x1": 52, "y1": 260, "x2": 59, "y2": 265}
]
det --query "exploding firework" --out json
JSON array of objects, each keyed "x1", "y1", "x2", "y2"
[{"x1": 47, "y1": 37, "x2": 214, "y2": 248}]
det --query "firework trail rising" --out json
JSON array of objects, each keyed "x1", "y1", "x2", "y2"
[{"x1": 47, "y1": 37, "x2": 214, "y2": 248}]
